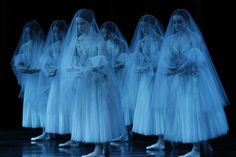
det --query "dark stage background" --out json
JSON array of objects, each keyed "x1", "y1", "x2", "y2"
[{"x1": 0, "y1": 0, "x2": 235, "y2": 141}]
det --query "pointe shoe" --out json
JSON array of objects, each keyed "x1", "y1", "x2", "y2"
[
  {"x1": 31, "y1": 141, "x2": 37, "y2": 144},
  {"x1": 31, "y1": 133, "x2": 50, "y2": 141},
  {"x1": 30, "y1": 141, "x2": 44, "y2": 147},
  {"x1": 58, "y1": 140, "x2": 79, "y2": 147},
  {"x1": 111, "y1": 134, "x2": 129, "y2": 142},
  {"x1": 178, "y1": 150, "x2": 200, "y2": 157},
  {"x1": 146, "y1": 142, "x2": 165, "y2": 150},
  {"x1": 82, "y1": 149, "x2": 104, "y2": 157}
]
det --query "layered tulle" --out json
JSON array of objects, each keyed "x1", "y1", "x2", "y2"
[{"x1": 71, "y1": 55, "x2": 126, "y2": 143}]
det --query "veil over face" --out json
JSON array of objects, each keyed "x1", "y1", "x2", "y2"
[
  {"x1": 11, "y1": 20, "x2": 45, "y2": 90},
  {"x1": 100, "y1": 21, "x2": 129, "y2": 70},
  {"x1": 130, "y1": 14, "x2": 164, "y2": 55},
  {"x1": 128, "y1": 14, "x2": 165, "y2": 75},
  {"x1": 100, "y1": 21, "x2": 128, "y2": 50},
  {"x1": 59, "y1": 9, "x2": 104, "y2": 71},
  {"x1": 125, "y1": 14, "x2": 164, "y2": 79},
  {"x1": 41, "y1": 20, "x2": 68, "y2": 76},
  {"x1": 44, "y1": 20, "x2": 68, "y2": 52},
  {"x1": 124, "y1": 14, "x2": 165, "y2": 75}
]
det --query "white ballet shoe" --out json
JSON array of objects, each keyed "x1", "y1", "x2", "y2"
[
  {"x1": 111, "y1": 134, "x2": 129, "y2": 142},
  {"x1": 31, "y1": 133, "x2": 50, "y2": 141},
  {"x1": 82, "y1": 146, "x2": 104, "y2": 157},
  {"x1": 178, "y1": 150, "x2": 200, "y2": 157},
  {"x1": 59, "y1": 148, "x2": 70, "y2": 153},
  {"x1": 146, "y1": 142, "x2": 165, "y2": 150},
  {"x1": 58, "y1": 140, "x2": 79, "y2": 147},
  {"x1": 30, "y1": 141, "x2": 44, "y2": 147}
]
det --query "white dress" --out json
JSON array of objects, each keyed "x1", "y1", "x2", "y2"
[
  {"x1": 132, "y1": 37, "x2": 165, "y2": 135},
  {"x1": 14, "y1": 41, "x2": 42, "y2": 128},
  {"x1": 71, "y1": 35, "x2": 126, "y2": 143}
]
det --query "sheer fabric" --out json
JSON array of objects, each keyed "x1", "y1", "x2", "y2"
[
  {"x1": 60, "y1": 9, "x2": 125, "y2": 142},
  {"x1": 11, "y1": 20, "x2": 45, "y2": 127},
  {"x1": 131, "y1": 15, "x2": 165, "y2": 135},
  {"x1": 152, "y1": 9, "x2": 229, "y2": 143}
]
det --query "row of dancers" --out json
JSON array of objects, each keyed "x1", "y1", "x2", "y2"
[{"x1": 11, "y1": 8, "x2": 229, "y2": 157}]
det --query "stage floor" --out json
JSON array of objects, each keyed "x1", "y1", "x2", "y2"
[{"x1": 0, "y1": 129, "x2": 235, "y2": 157}]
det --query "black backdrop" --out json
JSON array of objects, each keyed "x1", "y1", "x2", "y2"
[{"x1": 0, "y1": 0, "x2": 235, "y2": 140}]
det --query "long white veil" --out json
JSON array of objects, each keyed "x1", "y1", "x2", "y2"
[
  {"x1": 100, "y1": 21, "x2": 129, "y2": 91},
  {"x1": 121, "y1": 14, "x2": 164, "y2": 124},
  {"x1": 58, "y1": 9, "x2": 103, "y2": 115},
  {"x1": 151, "y1": 9, "x2": 228, "y2": 111},
  {"x1": 37, "y1": 20, "x2": 68, "y2": 96},
  {"x1": 100, "y1": 21, "x2": 129, "y2": 60},
  {"x1": 11, "y1": 20, "x2": 45, "y2": 98}
]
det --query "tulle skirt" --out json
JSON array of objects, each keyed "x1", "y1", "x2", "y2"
[
  {"x1": 114, "y1": 68, "x2": 134, "y2": 127},
  {"x1": 164, "y1": 73, "x2": 229, "y2": 143},
  {"x1": 133, "y1": 73, "x2": 165, "y2": 135},
  {"x1": 45, "y1": 76, "x2": 74, "y2": 134},
  {"x1": 121, "y1": 67, "x2": 141, "y2": 125},
  {"x1": 22, "y1": 73, "x2": 44, "y2": 128},
  {"x1": 71, "y1": 72, "x2": 126, "y2": 143}
]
